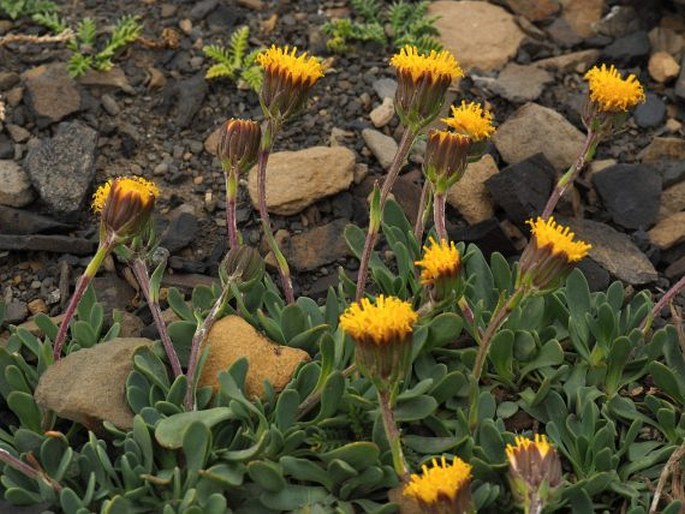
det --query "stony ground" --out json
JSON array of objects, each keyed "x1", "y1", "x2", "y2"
[{"x1": 1, "y1": 0, "x2": 685, "y2": 339}]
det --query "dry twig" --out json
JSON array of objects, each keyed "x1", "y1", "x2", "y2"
[
  {"x1": 649, "y1": 442, "x2": 685, "y2": 514},
  {"x1": 0, "y1": 29, "x2": 74, "y2": 48}
]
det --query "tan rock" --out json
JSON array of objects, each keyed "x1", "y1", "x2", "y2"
[
  {"x1": 22, "y1": 63, "x2": 81, "y2": 123},
  {"x1": 428, "y1": 1, "x2": 525, "y2": 71},
  {"x1": 649, "y1": 212, "x2": 685, "y2": 250},
  {"x1": 247, "y1": 146, "x2": 356, "y2": 216},
  {"x1": 658, "y1": 181, "x2": 685, "y2": 220},
  {"x1": 78, "y1": 67, "x2": 134, "y2": 94},
  {"x1": 446, "y1": 154, "x2": 499, "y2": 224},
  {"x1": 493, "y1": 103, "x2": 585, "y2": 171},
  {"x1": 533, "y1": 49, "x2": 601, "y2": 73},
  {"x1": 648, "y1": 51, "x2": 681, "y2": 83},
  {"x1": 503, "y1": 0, "x2": 559, "y2": 22},
  {"x1": 198, "y1": 315, "x2": 310, "y2": 398},
  {"x1": 0, "y1": 160, "x2": 35, "y2": 208},
  {"x1": 204, "y1": 125, "x2": 222, "y2": 155},
  {"x1": 369, "y1": 97, "x2": 395, "y2": 128},
  {"x1": 562, "y1": 0, "x2": 603, "y2": 38},
  {"x1": 287, "y1": 219, "x2": 350, "y2": 271},
  {"x1": 362, "y1": 128, "x2": 398, "y2": 169},
  {"x1": 34, "y1": 338, "x2": 154, "y2": 430},
  {"x1": 640, "y1": 137, "x2": 685, "y2": 162},
  {"x1": 648, "y1": 27, "x2": 684, "y2": 58}
]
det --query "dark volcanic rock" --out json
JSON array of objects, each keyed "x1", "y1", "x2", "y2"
[
  {"x1": 162, "y1": 74, "x2": 208, "y2": 129},
  {"x1": 287, "y1": 219, "x2": 350, "y2": 271},
  {"x1": 563, "y1": 217, "x2": 658, "y2": 285},
  {"x1": 485, "y1": 153, "x2": 555, "y2": 229},
  {"x1": 24, "y1": 121, "x2": 98, "y2": 215},
  {"x1": 576, "y1": 258, "x2": 611, "y2": 292},
  {"x1": 633, "y1": 93, "x2": 666, "y2": 128},
  {"x1": 591, "y1": 163, "x2": 661, "y2": 229},
  {"x1": 161, "y1": 211, "x2": 199, "y2": 252},
  {"x1": 602, "y1": 31, "x2": 651, "y2": 66},
  {"x1": 449, "y1": 218, "x2": 517, "y2": 257},
  {"x1": 0, "y1": 205, "x2": 73, "y2": 235},
  {"x1": 0, "y1": 234, "x2": 96, "y2": 254}
]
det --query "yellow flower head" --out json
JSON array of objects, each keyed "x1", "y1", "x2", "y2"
[
  {"x1": 442, "y1": 101, "x2": 496, "y2": 141},
  {"x1": 257, "y1": 45, "x2": 324, "y2": 87},
  {"x1": 528, "y1": 217, "x2": 591, "y2": 263},
  {"x1": 390, "y1": 45, "x2": 463, "y2": 85},
  {"x1": 390, "y1": 46, "x2": 463, "y2": 131},
  {"x1": 92, "y1": 176, "x2": 159, "y2": 238},
  {"x1": 257, "y1": 45, "x2": 324, "y2": 119},
  {"x1": 404, "y1": 456, "x2": 472, "y2": 508},
  {"x1": 584, "y1": 64, "x2": 645, "y2": 112},
  {"x1": 506, "y1": 434, "x2": 552, "y2": 464},
  {"x1": 415, "y1": 237, "x2": 461, "y2": 286},
  {"x1": 340, "y1": 295, "x2": 417, "y2": 346}
]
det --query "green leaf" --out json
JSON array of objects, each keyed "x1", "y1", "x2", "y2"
[
  {"x1": 394, "y1": 395, "x2": 438, "y2": 421},
  {"x1": 274, "y1": 389, "x2": 299, "y2": 431},
  {"x1": 247, "y1": 460, "x2": 286, "y2": 493},
  {"x1": 488, "y1": 329, "x2": 514, "y2": 383},
  {"x1": 426, "y1": 313, "x2": 463, "y2": 350},
  {"x1": 649, "y1": 361, "x2": 684, "y2": 405},
  {"x1": 183, "y1": 421, "x2": 212, "y2": 480},
  {"x1": 71, "y1": 320, "x2": 97, "y2": 348},
  {"x1": 280, "y1": 456, "x2": 332, "y2": 489},
  {"x1": 321, "y1": 442, "x2": 380, "y2": 470},
  {"x1": 403, "y1": 435, "x2": 464, "y2": 453},
  {"x1": 155, "y1": 407, "x2": 234, "y2": 449},
  {"x1": 259, "y1": 485, "x2": 328, "y2": 510},
  {"x1": 200, "y1": 463, "x2": 246, "y2": 487},
  {"x1": 7, "y1": 391, "x2": 42, "y2": 432},
  {"x1": 167, "y1": 287, "x2": 194, "y2": 321},
  {"x1": 519, "y1": 339, "x2": 564, "y2": 379}
]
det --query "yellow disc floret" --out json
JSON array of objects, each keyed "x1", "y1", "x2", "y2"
[
  {"x1": 339, "y1": 295, "x2": 417, "y2": 346},
  {"x1": 92, "y1": 176, "x2": 159, "y2": 214},
  {"x1": 404, "y1": 456, "x2": 472, "y2": 505},
  {"x1": 415, "y1": 237, "x2": 461, "y2": 286},
  {"x1": 442, "y1": 101, "x2": 496, "y2": 141},
  {"x1": 390, "y1": 45, "x2": 463, "y2": 84},
  {"x1": 584, "y1": 64, "x2": 645, "y2": 112},
  {"x1": 257, "y1": 45, "x2": 324, "y2": 86},
  {"x1": 528, "y1": 217, "x2": 591, "y2": 262}
]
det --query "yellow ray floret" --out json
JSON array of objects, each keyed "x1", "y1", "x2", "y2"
[
  {"x1": 390, "y1": 45, "x2": 463, "y2": 84},
  {"x1": 415, "y1": 237, "x2": 461, "y2": 285},
  {"x1": 257, "y1": 45, "x2": 324, "y2": 85},
  {"x1": 441, "y1": 101, "x2": 496, "y2": 141},
  {"x1": 584, "y1": 64, "x2": 645, "y2": 112},
  {"x1": 404, "y1": 455, "x2": 472, "y2": 504},
  {"x1": 506, "y1": 433, "x2": 552, "y2": 461},
  {"x1": 528, "y1": 217, "x2": 591, "y2": 262},
  {"x1": 339, "y1": 295, "x2": 417, "y2": 346},
  {"x1": 92, "y1": 176, "x2": 159, "y2": 214}
]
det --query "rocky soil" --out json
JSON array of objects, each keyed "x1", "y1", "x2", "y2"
[{"x1": 1, "y1": 0, "x2": 685, "y2": 340}]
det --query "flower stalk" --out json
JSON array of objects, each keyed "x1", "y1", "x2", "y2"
[
  {"x1": 414, "y1": 180, "x2": 433, "y2": 242},
  {"x1": 130, "y1": 256, "x2": 182, "y2": 378},
  {"x1": 52, "y1": 235, "x2": 114, "y2": 361},
  {"x1": 0, "y1": 448, "x2": 63, "y2": 494},
  {"x1": 355, "y1": 127, "x2": 416, "y2": 301},
  {"x1": 641, "y1": 274, "x2": 685, "y2": 332},
  {"x1": 379, "y1": 388, "x2": 409, "y2": 480},
  {"x1": 433, "y1": 190, "x2": 448, "y2": 241}
]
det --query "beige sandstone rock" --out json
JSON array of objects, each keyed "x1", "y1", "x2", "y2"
[
  {"x1": 428, "y1": 1, "x2": 525, "y2": 71},
  {"x1": 649, "y1": 212, "x2": 685, "y2": 250},
  {"x1": 34, "y1": 338, "x2": 154, "y2": 430},
  {"x1": 446, "y1": 154, "x2": 499, "y2": 224},
  {"x1": 648, "y1": 51, "x2": 681, "y2": 83},
  {"x1": 198, "y1": 315, "x2": 310, "y2": 398},
  {"x1": 493, "y1": 103, "x2": 585, "y2": 171},
  {"x1": 247, "y1": 146, "x2": 356, "y2": 216}
]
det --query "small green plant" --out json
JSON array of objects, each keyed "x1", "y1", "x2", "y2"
[
  {"x1": 0, "y1": 0, "x2": 56, "y2": 20},
  {"x1": 322, "y1": 0, "x2": 442, "y2": 54},
  {"x1": 33, "y1": 13, "x2": 143, "y2": 78},
  {"x1": 203, "y1": 26, "x2": 264, "y2": 92}
]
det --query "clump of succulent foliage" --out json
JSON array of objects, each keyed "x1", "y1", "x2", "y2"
[
  {"x1": 33, "y1": 12, "x2": 143, "y2": 77},
  {"x1": 203, "y1": 26, "x2": 264, "y2": 92},
  {"x1": 322, "y1": 0, "x2": 442, "y2": 54},
  {"x1": 0, "y1": 41, "x2": 683, "y2": 514}
]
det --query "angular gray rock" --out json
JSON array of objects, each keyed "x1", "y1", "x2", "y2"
[
  {"x1": 493, "y1": 63, "x2": 554, "y2": 102},
  {"x1": 24, "y1": 121, "x2": 98, "y2": 215},
  {"x1": 34, "y1": 338, "x2": 154, "y2": 430}
]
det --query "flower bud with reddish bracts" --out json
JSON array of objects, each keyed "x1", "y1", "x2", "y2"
[{"x1": 217, "y1": 118, "x2": 261, "y2": 174}]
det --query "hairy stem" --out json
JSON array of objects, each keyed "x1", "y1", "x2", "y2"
[
  {"x1": 130, "y1": 257, "x2": 182, "y2": 378},
  {"x1": 541, "y1": 129, "x2": 599, "y2": 219},
  {"x1": 433, "y1": 191, "x2": 448, "y2": 242},
  {"x1": 355, "y1": 127, "x2": 416, "y2": 301},
  {"x1": 378, "y1": 389, "x2": 409, "y2": 482},
  {"x1": 257, "y1": 118, "x2": 294, "y2": 304},
  {"x1": 53, "y1": 235, "x2": 113, "y2": 361},
  {"x1": 641, "y1": 274, "x2": 685, "y2": 332},
  {"x1": 184, "y1": 285, "x2": 232, "y2": 410},
  {"x1": 413, "y1": 180, "x2": 432, "y2": 242},
  {"x1": 225, "y1": 168, "x2": 240, "y2": 249},
  {"x1": 0, "y1": 449, "x2": 62, "y2": 493}
]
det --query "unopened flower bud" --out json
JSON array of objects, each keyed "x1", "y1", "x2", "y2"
[
  {"x1": 92, "y1": 176, "x2": 159, "y2": 242},
  {"x1": 221, "y1": 245, "x2": 264, "y2": 289},
  {"x1": 424, "y1": 130, "x2": 471, "y2": 193},
  {"x1": 217, "y1": 118, "x2": 261, "y2": 174}
]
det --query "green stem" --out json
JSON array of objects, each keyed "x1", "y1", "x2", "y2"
[
  {"x1": 378, "y1": 389, "x2": 409, "y2": 482},
  {"x1": 355, "y1": 127, "x2": 416, "y2": 301},
  {"x1": 225, "y1": 168, "x2": 240, "y2": 249},
  {"x1": 53, "y1": 234, "x2": 114, "y2": 361}
]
